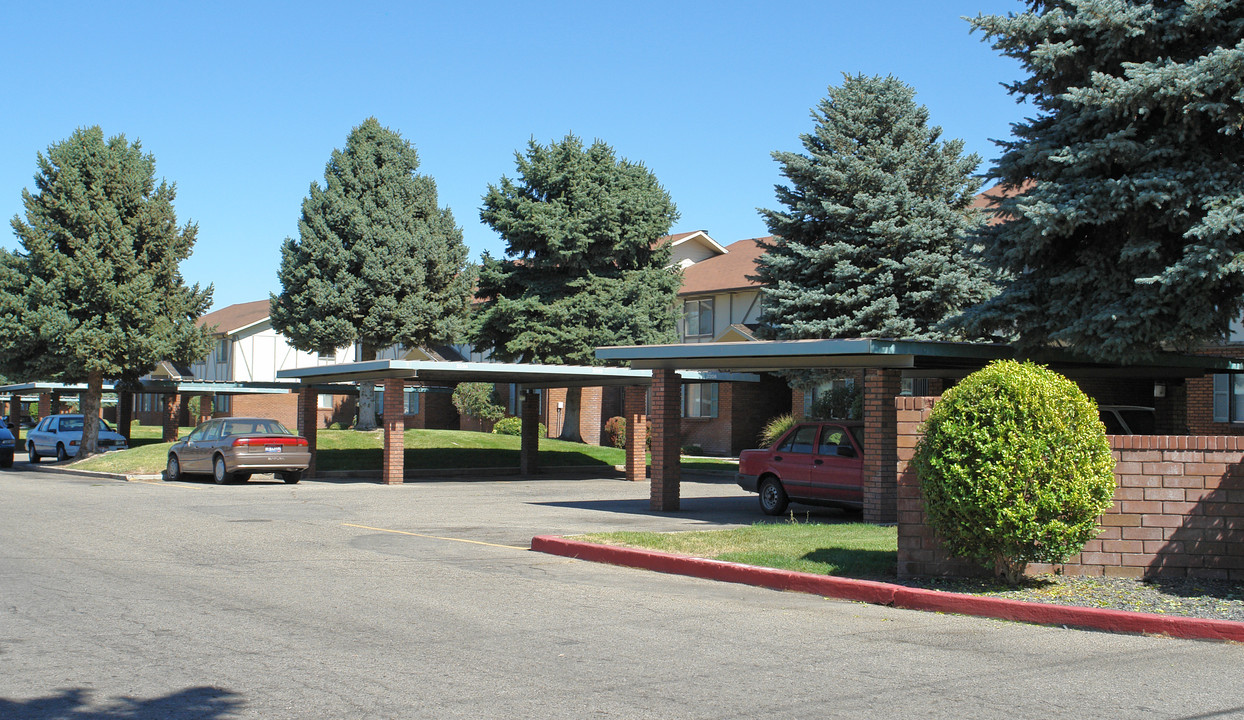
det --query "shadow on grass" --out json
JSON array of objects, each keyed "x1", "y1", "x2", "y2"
[
  {"x1": 0, "y1": 685, "x2": 243, "y2": 719},
  {"x1": 798, "y1": 548, "x2": 898, "y2": 578},
  {"x1": 314, "y1": 447, "x2": 616, "y2": 472}
]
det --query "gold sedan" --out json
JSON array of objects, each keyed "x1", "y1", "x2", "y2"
[{"x1": 167, "y1": 417, "x2": 311, "y2": 484}]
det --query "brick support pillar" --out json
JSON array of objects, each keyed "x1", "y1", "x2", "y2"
[
  {"x1": 520, "y1": 390, "x2": 540, "y2": 475},
  {"x1": 8, "y1": 394, "x2": 21, "y2": 441},
  {"x1": 162, "y1": 394, "x2": 178, "y2": 442},
  {"x1": 381, "y1": 378, "x2": 405, "y2": 485},
  {"x1": 37, "y1": 392, "x2": 51, "y2": 423},
  {"x1": 116, "y1": 391, "x2": 132, "y2": 442},
  {"x1": 650, "y1": 369, "x2": 681, "y2": 511},
  {"x1": 297, "y1": 387, "x2": 318, "y2": 477},
  {"x1": 624, "y1": 385, "x2": 647, "y2": 483},
  {"x1": 791, "y1": 387, "x2": 806, "y2": 421},
  {"x1": 862, "y1": 368, "x2": 901, "y2": 524}
]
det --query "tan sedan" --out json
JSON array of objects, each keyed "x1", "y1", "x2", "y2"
[{"x1": 166, "y1": 417, "x2": 310, "y2": 484}]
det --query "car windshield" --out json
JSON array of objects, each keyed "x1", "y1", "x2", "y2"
[{"x1": 221, "y1": 420, "x2": 294, "y2": 437}]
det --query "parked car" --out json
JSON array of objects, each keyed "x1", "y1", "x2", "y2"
[
  {"x1": 737, "y1": 420, "x2": 865, "y2": 515},
  {"x1": 1098, "y1": 405, "x2": 1156, "y2": 435},
  {"x1": 0, "y1": 424, "x2": 14, "y2": 468},
  {"x1": 166, "y1": 417, "x2": 310, "y2": 484},
  {"x1": 27, "y1": 414, "x2": 129, "y2": 462},
  {"x1": 2, "y1": 415, "x2": 34, "y2": 430}
]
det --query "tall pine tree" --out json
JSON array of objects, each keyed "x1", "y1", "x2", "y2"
[
  {"x1": 272, "y1": 118, "x2": 475, "y2": 429},
  {"x1": 755, "y1": 74, "x2": 995, "y2": 341},
  {"x1": 1, "y1": 127, "x2": 213, "y2": 455},
  {"x1": 473, "y1": 134, "x2": 681, "y2": 364},
  {"x1": 958, "y1": 1, "x2": 1244, "y2": 361}
]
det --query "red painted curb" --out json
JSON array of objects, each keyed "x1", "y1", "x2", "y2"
[{"x1": 531, "y1": 535, "x2": 1244, "y2": 643}]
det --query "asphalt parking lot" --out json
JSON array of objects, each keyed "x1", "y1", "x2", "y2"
[{"x1": 3, "y1": 468, "x2": 1244, "y2": 719}]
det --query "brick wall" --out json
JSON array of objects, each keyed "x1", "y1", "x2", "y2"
[
  {"x1": 862, "y1": 368, "x2": 901, "y2": 524},
  {"x1": 897, "y1": 395, "x2": 1244, "y2": 580},
  {"x1": 232, "y1": 393, "x2": 299, "y2": 430}
]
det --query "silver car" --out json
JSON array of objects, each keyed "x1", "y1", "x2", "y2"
[{"x1": 166, "y1": 417, "x2": 310, "y2": 484}]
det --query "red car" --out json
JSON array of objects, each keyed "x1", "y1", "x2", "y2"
[{"x1": 737, "y1": 421, "x2": 865, "y2": 515}]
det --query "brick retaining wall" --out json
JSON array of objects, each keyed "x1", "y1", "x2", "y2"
[{"x1": 897, "y1": 396, "x2": 1244, "y2": 580}]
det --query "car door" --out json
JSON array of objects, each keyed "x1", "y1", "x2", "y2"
[
  {"x1": 770, "y1": 424, "x2": 819, "y2": 499},
  {"x1": 180, "y1": 421, "x2": 215, "y2": 473},
  {"x1": 31, "y1": 417, "x2": 56, "y2": 455},
  {"x1": 808, "y1": 423, "x2": 865, "y2": 502}
]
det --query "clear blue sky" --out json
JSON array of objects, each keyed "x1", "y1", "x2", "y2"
[{"x1": 1, "y1": 0, "x2": 1028, "y2": 312}]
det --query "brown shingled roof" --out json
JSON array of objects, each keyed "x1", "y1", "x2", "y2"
[
  {"x1": 196, "y1": 299, "x2": 271, "y2": 335},
  {"x1": 678, "y1": 237, "x2": 771, "y2": 296}
]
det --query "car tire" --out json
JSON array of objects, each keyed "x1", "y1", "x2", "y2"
[
  {"x1": 759, "y1": 476, "x2": 789, "y2": 516},
  {"x1": 213, "y1": 455, "x2": 232, "y2": 485},
  {"x1": 56, "y1": 443, "x2": 68, "y2": 462},
  {"x1": 27, "y1": 443, "x2": 40, "y2": 463},
  {"x1": 166, "y1": 454, "x2": 181, "y2": 482},
  {"x1": 281, "y1": 471, "x2": 302, "y2": 484}
]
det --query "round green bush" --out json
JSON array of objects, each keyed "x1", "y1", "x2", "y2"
[
  {"x1": 492, "y1": 416, "x2": 546, "y2": 437},
  {"x1": 911, "y1": 360, "x2": 1116, "y2": 584}
]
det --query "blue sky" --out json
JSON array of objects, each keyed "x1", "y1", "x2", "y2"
[{"x1": 0, "y1": 0, "x2": 1028, "y2": 312}]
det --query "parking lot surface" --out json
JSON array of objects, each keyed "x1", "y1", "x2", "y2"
[{"x1": 3, "y1": 469, "x2": 1243, "y2": 719}]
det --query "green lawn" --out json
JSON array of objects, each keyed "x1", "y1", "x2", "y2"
[
  {"x1": 71, "y1": 427, "x2": 738, "y2": 476},
  {"x1": 576, "y1": 522, "x2": 898, "y2": 578}
]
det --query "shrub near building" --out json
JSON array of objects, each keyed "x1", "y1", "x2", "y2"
[{"x1": 911, "y1": 360, "x2": 1115, "y2": 584}]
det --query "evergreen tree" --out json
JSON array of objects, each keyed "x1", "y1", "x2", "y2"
[
  {"x1": 0, "y1": 127, "x2": 213, "y2": 455},
  {"x1": 473, "y1": 134, "x2": 681, "y2": 365},
  {"x1": 755, "y1": 74, "x2": 994, "y2": 341},
  {"x1": 272, "y1": 118, "x2": 475, "y2": 430},
  {"x1": 958, "y1": 1, "x2": 1244, "y2": 361}
]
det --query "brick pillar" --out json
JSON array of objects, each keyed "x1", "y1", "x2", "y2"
[
  {"x1": 381, "y1": 378, "x2": 405, "y2": 485},
  {"x1": 862, "y1": 368, "x2": 901, "y2": 524},
  {"x1": 38, "y1": 392, "x2": 51, "y2": 422},
  {"x1": 8, "y1": 394, "x2": 20, "y2": 441},
  {"x1": 650, "y1": 369, "x2": 681, "y2": 511},
  {"x1": 624, "y1": 385, "x2": 647, "y2": 483},
  {"x1": 162, "y1": 394, "x2": 178, "y2": 441},
  {"x1": 520, "y1": 390, "x2": 540, "y2": 475},
  {"x1": 116, "y1": 391, "x2": 132, "y2": 441},
  {"x1": 896, "y1": 396, "x2": 939, "y2": 577},
  {"x1": 297, "y1": 388, "x2": 318, "y2": 477},
  {"x1": 579, "y1": 386, "x2": 603, "y2": 445},
  {"x1": 791, "y1": 387, "x2": 806, "y2": 421}
]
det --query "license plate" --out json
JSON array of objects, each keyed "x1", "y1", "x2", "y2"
[{"x1": 265, "y1": 445, "x2": 281, "y2": 453}]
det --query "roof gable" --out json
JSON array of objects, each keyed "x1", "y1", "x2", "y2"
[
  {"x1": 678, "y1": 236, "x2": 770, "y2": 296},
  {"x1": 197, "y1": 300, "x2": 271, "y2": 336}
]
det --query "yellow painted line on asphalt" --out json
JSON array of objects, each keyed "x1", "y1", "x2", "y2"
[{"x1": 342, "y1": 523, "x2": 526, "y2": 551}]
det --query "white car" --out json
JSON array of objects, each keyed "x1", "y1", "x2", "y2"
[{"x1": 27, "y1": 414, "x2": 129, "y2": 462}]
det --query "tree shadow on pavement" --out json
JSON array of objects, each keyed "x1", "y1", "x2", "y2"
[{"x1": 0, "y1": 686, "x2": 243, "y2": 719}]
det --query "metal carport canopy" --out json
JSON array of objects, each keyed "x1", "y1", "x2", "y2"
[
  {"x1": 276, "y1": 359, "x2": 759, "y2": 387},
  {"x1": 594, "y1": 337, "x2": 1244, "y2": 377}
]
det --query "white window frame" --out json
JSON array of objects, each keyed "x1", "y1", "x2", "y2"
[
  {"x1": 682, "y1": 383, "x2": 718, "y2": 419},
  {"x1": 683, "y1": 298, "x2": 714, "y2": 341},
  {"x1": 404, "y1": 387, "x2": 420, "y2": 415}
]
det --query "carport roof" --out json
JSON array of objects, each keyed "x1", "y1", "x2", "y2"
[
  {"x1": 276, "y1": 359, "x2": 758, "y2": 388},
  {"x1": 0, "y1": 380, "x2": 331, "y2": 395},
  {"x1": 595, "y1": 338, "x2": 1244, "y2": 378}
]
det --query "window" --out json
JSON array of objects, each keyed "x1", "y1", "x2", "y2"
[
  {"x1": 1213, "y1": 374, "x2": 1244, "y2": 422},
  {"x1": 804, "y1": 378, "x2": 858, "y2": 419},
  {"x1": 778, "y1": 425, "x2": 817, "y2": 454},
  {"x1": 404, "y1": 388, "x2": 420, "y2": 415},
  {"x1": 318, "y1": 394, "x2": 334, "y2": 410},
  {"x1": 215, "y1": 338, "x2": 229, "y2": 365},
  {"x1": 683, "y1": 298, "x2": 714, "y2": 341},
  {"x1": 682, "y1": 383, "x2": 718, "y2": 418},
  {"x1": 900, "y1": 378, "x2": 931, "y2": 396},
  {"x1": 317, "y1": 351, "x2": 335, "y2": 366},
  {"x1": 216, "y1": 395, "x2": 231, "y2": 413}
]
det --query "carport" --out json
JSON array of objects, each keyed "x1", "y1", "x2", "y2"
[
  {"x1": 276, "y1": 359, "x2": 756, "y2": 485},
  {"x1": 595, "y1": 338, "x2": 1244, "y2": 522}
]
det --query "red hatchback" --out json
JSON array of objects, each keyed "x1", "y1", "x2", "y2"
[{"x1": 737, "y1": 421, "x2": 865, "y2": 515}]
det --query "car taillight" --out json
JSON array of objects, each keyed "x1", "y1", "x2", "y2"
[{"x1": 232, "y1": 437, "x2": 308, "y2": 447}]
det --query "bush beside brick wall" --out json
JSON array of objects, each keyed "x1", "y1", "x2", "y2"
[{"x1": 897, "y1": 395, "x2": 1244, "y2": 580}]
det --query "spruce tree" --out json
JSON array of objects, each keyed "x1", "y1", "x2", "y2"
[
  {"x1": 1, "y1": 127, "x2": 213, "y2": 456},
  {"x1": 473, "y1": 134, "x2": 681, "y2": 365},
  {"x1": 272, "y1": 118, "x2": 475, "y2": 430},
  {"x1": 755, "y1": 74, "x2": 995, "y2": 341},
  {"x1": 958, "y1": 1, "x2": 1244, "y2": 361}
]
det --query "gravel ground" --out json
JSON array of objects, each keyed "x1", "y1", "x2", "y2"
[{"x1": 894, "y1": 575, "x2": 1244, "y2": 622}]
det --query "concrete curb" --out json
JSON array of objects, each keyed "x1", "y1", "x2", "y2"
[{"x1": 531, "y1": 535, "x2": 1244, "y2": 643}]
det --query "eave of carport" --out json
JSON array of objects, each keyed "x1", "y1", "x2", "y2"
[
  {"x1": 595, "y1": 338, "x2": 1244, "y2": 518},
  {"x1": 276, "y1": 359, "x2": 758, "y2": 484}
]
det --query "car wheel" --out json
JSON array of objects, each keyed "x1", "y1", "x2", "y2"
[
  {"x1": 166, "y1": 454, "x2": 181, "y2": 482},
  {"x1": 281, "y1": 471, "x2": 302, "y2": 484},
  {"x1": 759, "y1": 476, "x2": 789, "y2": 516},
  {"x1": 27, "y1": 443, "x2": 40, "y2": 463},
  {"x1": 213, "y1": 455, "x2": 232, "y2": 485},
  {"x1": 56, "y1": 443, "x2": 68, "y2": 462}
]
